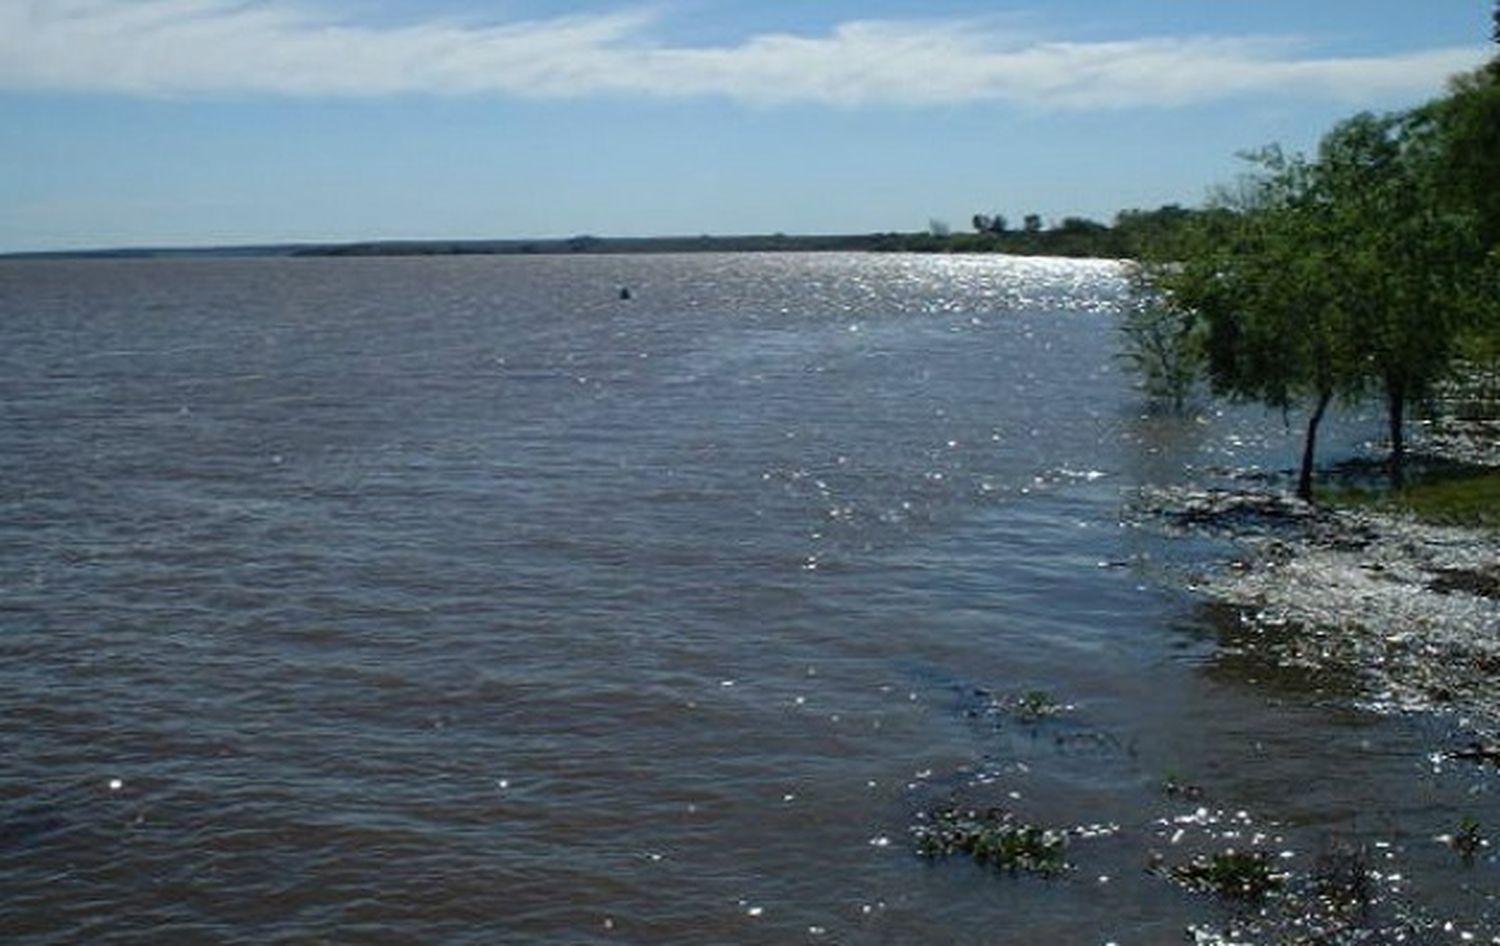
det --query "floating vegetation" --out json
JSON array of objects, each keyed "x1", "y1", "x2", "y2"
[
  {"x1": 1149, "y1": 805, "x2": 1475, "y2": 944},
  {"x1": 923, "y1": 658, "x2": 1500, "y2": 940},
  {"x1": 908, "y1": 751, "x2": 1497, "y2": 942},
  {"x1": 1169, "y1": 849, "x2": 1284, "y2": 901},
  {"x1": 1014, "y1": 689, "x2": 1063, "y2": 721},
  {"x1": 914, "y1": 806, "x2": 1068, "y2": 876},
  {"x1": 963, "y1": 686, "x2": 1073, "y2": 725},
  {"x1": 1162, "y1": 773, "x2": 1206, "y2": 801},
  {"x1": 1449, "y1": 816, "x2": 1487, "y2": 863},
  {"x1": 1292, "y1": 840, "x2": 1378, "y2": 940}
]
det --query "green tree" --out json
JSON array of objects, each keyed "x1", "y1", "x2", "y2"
[
  {"x1": 972, "y1": 213, "x2": 1009, "y2": 234},
  {"x1": 1133, "y1": 40, "x2": 1496, "y2": 496},
  {"x1": 1414, "y1": 68, "x2": 1500, "y2": 252},
  {"x1": 1414, "y1": 64, "x2": 1500, "y2": 421},
  {"x1": 1314, "y1": 111, "x2": 1487, "y2": 484},
  {"x1": 1114, "y1": 205, "x2": 1197, "y2": 257},
  {"x1": 1152, "y1": 148, "x2": 1363, "y2": 500}
]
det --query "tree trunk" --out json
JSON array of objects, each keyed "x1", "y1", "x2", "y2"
[
  {"x1": 1298, "y1": 390, "x2": 1332, "y2": 503},
  {"x1": 1386, "y1": 381, "x2": 1407, "y2": 490}
]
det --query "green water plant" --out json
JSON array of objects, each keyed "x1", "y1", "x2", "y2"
[
  {"x1": 974, "y1": 688, "x2": 1069, "y2": 724},
  {"x1": 1311, "y1": 841, "x2": 1373, "y2": 921},
  {"x1": 1162, "y1": 772, "x2": 1206, "y2": 801},
  {"x1": 1452, "y1": 816, "x2": 1485, "y2": 862},
  {"x1": 1015, "y1": 689, "x2": 1061, "y2": 721},
  {"x1": 1171, "y1": 849, "x2": 1284, "y2": 900},
  {"x1": 915, "y1": 806, "x2": 1068, "y2": 876}
]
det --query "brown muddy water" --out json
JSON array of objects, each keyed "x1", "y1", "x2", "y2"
[{"x1": 0, "y1": 254, "x2": 1495, "y2": 944}]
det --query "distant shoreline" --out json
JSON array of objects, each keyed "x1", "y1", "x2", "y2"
[{"x1": 0, "y1": 226, "x2": 1147, "y2": 262}]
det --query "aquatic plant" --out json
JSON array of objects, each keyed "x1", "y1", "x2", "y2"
[
  {"x1": 915, "y1": 806, "x2": 1068, "y2": 876},
  {"x1": 964, "y1": 686, "x2": 1071, "y2": 726},
  {"x1": 1015, "y1": 689, "x2": 1061, "y2": 721},
  {"x1": 1309, "y1": 841, "x2": 1373, "y2": 922},
  {"x1": 1170, "y1": 849, "x2": 1284, "y2": 900},
  {"x1": 1162, "y1": 772, "x2": 1206, "y2": 801},
  {"x1": 1451, "y1": 816, "x2": 1485, "y2": 862}
]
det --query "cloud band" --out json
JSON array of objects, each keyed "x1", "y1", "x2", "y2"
[{"x1": 0, "y1": 0, "x2": 1484, "y2": 108}]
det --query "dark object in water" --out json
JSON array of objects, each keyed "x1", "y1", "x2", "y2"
[
  {"x1": 1453, "y1": 740, "x2": 1500, "y2": 766},
  {"x1": 618, "y1": 286, "x2": 632, "y2": 300}
]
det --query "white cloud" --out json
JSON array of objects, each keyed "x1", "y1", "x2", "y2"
[{"x1": 0, "y1": 0, "x2": 1484, "y2": 108}]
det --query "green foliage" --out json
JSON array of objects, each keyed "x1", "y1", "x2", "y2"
[
  {"x1": 1417, "y1": 70, "x2": 1500, "y2": 251},
  {"x1": 915, "y1": 806, "x2": 1068, "y2": 876},
  {"x1": 1314, "y1": 110, "x2": 1488, "y2": 479},
  {"x1": 1120, "y1": 262, "x2": 1204, "y2": 413},
  {"x1": 1141, "y1": 146, "x2": 1363, "y2": 499},
  {"x1": 1377, "y1": 471, "x2": 1500, "y2": 529},
  {"x1": 1014, "y1": 689, "x2": 1061, "y2": 721},
  {"x1": 1453, "y1": 322, "x2": 1500, "y2": 419},
  {"x1": 972, "y1": 213, "x2": 1008, "y2": 234},
  {"x1": 1493, "y1": 0, "x2": 1500, "y2": 72},
  {"x1": 1171, "y1": 849, "x2": 1283, "y2": 900},
  {"x1": 1113, "y1": 204, "x2": 1201, "y2": 258},
  {"x1": 1135, "y1": 71, "x2": 1499, "y2": 496}
]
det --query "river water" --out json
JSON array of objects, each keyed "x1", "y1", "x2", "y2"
[{"x1": 1, "y1": 253, "x2": 1494, "y2": 944}]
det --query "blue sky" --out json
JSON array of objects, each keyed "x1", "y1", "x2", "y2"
[{"x1": 0, "y1": 0, "x2": 1491, "y2": 252}]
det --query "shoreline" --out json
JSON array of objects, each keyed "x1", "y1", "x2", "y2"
[{"x1": 1142, "y1": 416, "x2": 1500, "y2": 757}]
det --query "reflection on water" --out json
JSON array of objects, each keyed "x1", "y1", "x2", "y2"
[{"x1": 0, "y1": 253, "x2": 1493, "y2": 943}]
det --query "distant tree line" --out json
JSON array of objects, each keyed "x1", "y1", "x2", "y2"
[
  {"x1": 1123, "y1": 11, "x2": 1500, "y2": 501},
  {"x1": 871, "y1": 205, "x2": 1205, "y2": 259}
]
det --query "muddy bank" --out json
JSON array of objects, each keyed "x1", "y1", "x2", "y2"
[{"x1": 1138, "y1": 485, "x2": 1500, "y2": 748}]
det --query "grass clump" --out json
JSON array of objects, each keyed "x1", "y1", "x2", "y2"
[
  {"x1": 1321, "y1": 468, "x2": 1500, "y2": 529},
  {"x1": 1171, "y1": 849, "x2": 1283, "y2": 900},
  {"x1": 1393, "y1": 470, "x2": 1500, "y2": 528},
  {"x1": 915, "y1": 806, "x2": 1068, "y2": 876}
]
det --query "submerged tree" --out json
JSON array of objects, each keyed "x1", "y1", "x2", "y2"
[
  {"x1": 1312, "y1": 111, "x2": 1487, "y2": 484},
  {"x1": 1140, "y1": 77, "x2": 1495, "y2": 497},
  {"x1": 1124, "y1": 1, "x2": 1497, "y2": 491},
  {"x1": 1147, "y1": 148, "x2": 1365, "y2": 501},
  {"x1": 1120, "y1": 262, "x2": 1204, "y2": 414}
]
